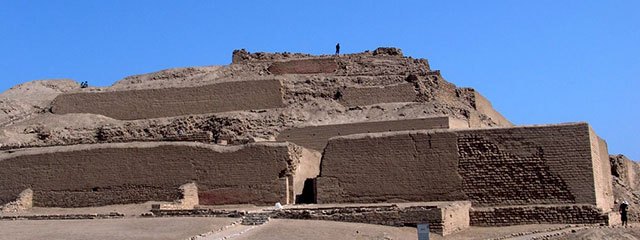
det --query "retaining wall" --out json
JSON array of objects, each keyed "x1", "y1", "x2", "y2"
[
  {"x1": 277, "y1": 117, "x2": 467, "y2": 151},
  {"x1": 317, "y1": 123, "x2": 612, "y2": 210},
  {"x1": 268, "y1": 59, "x2": 338, "y2": 74},
  {"x1": 51, "y1": 79, "x2": 284, "y2": 120},
  {"x1": 0, "y1": 142, "x2": 302, "y2": 207},
  {"x1": 338, "y1": 83, "x2": 417, "y2": 107}
]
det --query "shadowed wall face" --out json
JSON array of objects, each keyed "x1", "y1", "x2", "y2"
[
  {"x1": 51, "y1": 80, "x2": 285, "y2": 120},
  {"x1": 317, "y1": 123, "x2": 611, "y2": 208},
  {"x1": 0, "y1": 143, "x2": 295, "y2": 207}
]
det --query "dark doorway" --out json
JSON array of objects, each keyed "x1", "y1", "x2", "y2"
[{"x1": 295, "y1": 178, "x2": 317, "y2": 204}]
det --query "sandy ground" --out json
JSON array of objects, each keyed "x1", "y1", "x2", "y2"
[
  {"x1": 0, "y1": 217, "x2": 238, "y2": 240},
  {"x1": 546, "y1": 223, "x2": 640, "y2": 240}
]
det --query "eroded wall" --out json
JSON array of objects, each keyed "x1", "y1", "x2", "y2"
[
  {"x1": 317, "y1": 123, "x2": 611, "y2": 209},
  {"x1": 471, "y1": 91, "x2": 512, "y2": 126},
  {"x1": 51, "y1": 79, "x2": 285, "y2": 120},
  {"x1": 316, "y1": 130, "x2": 464, "y2": 203},
  {"x1": 0, "y1": 142, "x2": 297, "y2": 207},
  {"x1": 268, "y1": 59, "x2": 338, "y2": 74},
  {"x1": 339, "y1": 83, "x2": 417, "y2": 107},
  {"x1": 277, "y1": 117, "x2": 463, "y2": 151}
]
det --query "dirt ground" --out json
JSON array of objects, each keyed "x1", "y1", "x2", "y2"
[{"x1": 0, "y1": 217, "x2": 238, "y2": 240}]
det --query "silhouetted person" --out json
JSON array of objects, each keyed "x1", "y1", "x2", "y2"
[
  {"x1": 335, "y1": 43, "x2": 340, "y2": 55},
  {"x1": 620, "y1": 200, "x2": 630, "y2": 227}
]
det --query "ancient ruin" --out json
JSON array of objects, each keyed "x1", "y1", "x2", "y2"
[{"x1": 0, "y1": 47, "x2": 635, "y2": 236}]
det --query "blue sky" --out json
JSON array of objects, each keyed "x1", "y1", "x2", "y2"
[{"x1": 1, "y1": 1, "x2": 638, "y2": 159}]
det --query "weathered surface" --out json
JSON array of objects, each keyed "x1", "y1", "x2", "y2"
[
  {"x1": 273, "y1": 201, "x2": 470, "y2": 236},
  {"x1": 51, "y1": 79, "x2": 284, "y2": 120},
  {"x1": 277, "y1": 117, "x2": 466, "y2": 151},
  {"x1": 470, "y1": 205, "x2": 614, "y2": 226},
  {"x1": 317, "y1": 130, "x2": 464, "y2": 203},
  {"x1": 0, "y1": 142, "x2": 299, "y2": 207},
  {"x1": 317, "y1": 123, "x2": 612, "y2": 210},
  {"x1": 268, "y1": 59, "x2": 338, "y2": 74},
  {"x1": 338, "y1": 83, "x2": 417, "y2": 107}
]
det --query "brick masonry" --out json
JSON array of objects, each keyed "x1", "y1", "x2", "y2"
[
  {"x1": 277, "y1": 117, "x2": 467, "y2": 151},
  {"x1": 338, "y1": 83, "x2": 417, "y2": 107},
  {"x1": 51, "y1": 79, "x2": 285, "y2": 120},
  {"x1": 0, "y1": 142, "x2": 301, "y2": 207},
  {"x1": 272, "y1": 201, "x2": 470, "y2": 236},
  {"x1": 316, "y1": 123, "x2": 613, "y2": 212},
  {"x1": 470, "y1": 205, "x2": 613, "y2": 226},
  {"x1": 268, "y1": 59, "x2": 338, "y2": 74}
]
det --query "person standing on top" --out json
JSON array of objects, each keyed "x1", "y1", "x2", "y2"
[
  {"x1": 335, "y1": 43, "x2": 340, "y2": 55},
  {"x1": 620, "y1": 200, "x2": 630, "y2": 227}
]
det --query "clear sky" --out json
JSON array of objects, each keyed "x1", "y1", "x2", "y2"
[{"x1": 1, "y1": 1, "x2": 638, "y2": 159}]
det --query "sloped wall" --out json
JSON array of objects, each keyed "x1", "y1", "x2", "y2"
[
  {"x1": 51, "y1": 79, "x2": 284, "y2": 120},
  {"x1": 0, "y1": 142, "x2": 296, "y2": 207}
]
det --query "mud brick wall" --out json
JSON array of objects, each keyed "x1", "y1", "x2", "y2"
[
  {"x1": 317, "y1": 123, "x2": 611, "y2": 209},
  {"x1": 458, "y1": 123, "x2": 607, "y2": 207},
  {"x1": 51, "y1": 79, "x2": 284, "y2": 120},
  {"x1": 268, "y1": 59, "x2": 338, "y2": 74},
  {"x1": 470, "y1": 205, "x2": 611, "y2": 226},
  {"x1": 338, "y1": 83, "x2": 417, "y2": 107},
  {"x1": 316, "y1": 130, "x2": 465, "y2": 203},
  {"x1": 591, "y1": 134, "x2": 614, "y2": 210},
  {"x1": 470, "y1": 91, "x2": 512, "y2": 126},
  {"x1": 0, "y1": 142, "x2": 297, "y2": 207},
  {"x1": 277, "y1": 117, "x2": 459, "y2": 151},
  {"x1": 273, "y1": 202, "x2": 470, "y2": 236}
]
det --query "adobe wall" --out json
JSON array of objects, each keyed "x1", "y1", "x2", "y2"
[
  {"x1": 317, "y1": 123, "x2": 612, "y2": 209},
  {"x1": 272, "y1": 201, "x2": 470, "y2": 236},
  {"x1": 338, "y1": 83, "x2": 417, "y2": 107},
  {"x1": 268, "y1": 59, "x2": 338, "y2": 74},
  {"x1": 51, "y1": 79, "x2": 285, "y2": 120},
  {"x1": 277, "y1": 117, "x2": 465, "y2": 151},
  {"x1": 316, "y1": 130, "x2": 464, "y2": 203},
  {"x1": 0, "y1": 142, "x2": 299, "y2": 207},
  {"x1": 470, "y1": 205, "x2": 613, "y2": 226},
  {"x1": 590, "y1": 132, "x2": 614, "y2": 210},
  {"x1": 471, "y1": 91, "x2": 512, "y2": 126}
]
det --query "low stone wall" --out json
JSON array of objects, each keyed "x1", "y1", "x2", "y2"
[
  {"x1": 470, "y1": 205, "x2": 612, "y2": 226},
  {"x1": 268, "y1": 59, "x2": 338, "y2": 74},
  {"x1": 0, "y1": 212, "x2": 124, "y2": 221},
  {"x1": 277, "y1": 117, "x2": 464, "y2": 151},
  {"x1": 51, "y1": 79, "x2": 285, "y2": 120},
  {"x1": 0, "y1": 142, "x2": 302, "y2": 207},
  {"x1": 338, "y1": 83, "x2": 417, "y2": 107}
]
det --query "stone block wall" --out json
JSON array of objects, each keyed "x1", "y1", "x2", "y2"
[
  {"x1": 277, "y1": 117, "x2": 464, "y2": 151},
  {"x1": 51, "y1": 79, "x2": 285, "y2": 120},
  {"x1": 273, "y1": 201, "x2": 470, "y2": 236},
  {"x1": 0, "y1": 142, "x2": 300, "y2": 207},
  {"x1": 316, "y1": 123, "x2": 612, "y2": 210},
  {"x1": 268, "y1": 59, "x2": 338, "y2": 74},
  {"x1": 338, "y1": 83, "x2": 417, "y2": 107}
]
